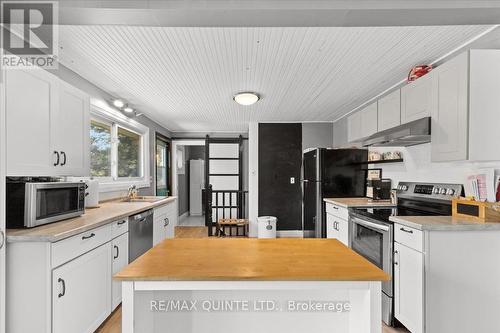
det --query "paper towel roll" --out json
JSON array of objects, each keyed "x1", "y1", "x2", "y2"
[{"x1": 85, "y1": 179, "x2": 100, "y2": 208}]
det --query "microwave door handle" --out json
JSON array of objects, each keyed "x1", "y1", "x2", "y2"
[{"x1": 352, "y1": 217, "x2": 390, "y2": 232}]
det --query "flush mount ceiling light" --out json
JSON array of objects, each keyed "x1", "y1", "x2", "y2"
[
  {"x1": 113, "y1": 99, "x2": 125, "y2": 108},
  {"x1": 233, "y1": 92, "x2": 260, "y2": 106},
  {"x1": 123, "y1": 106, "x2": 134, "y2": 113}
]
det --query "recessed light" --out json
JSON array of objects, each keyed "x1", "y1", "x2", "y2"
[
  {"x1": 123, "y1": 106, "x2": 134, "y2": 113},
  {"x1": 234, "y1": 92, "x2": 259, "y2": 106},
  {"x1": 113, "y1": 99, "x2": 125, "y2": 108}
]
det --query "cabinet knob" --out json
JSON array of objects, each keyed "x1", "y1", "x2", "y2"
[
  {"x1": 58, "y1": 278, "x2": 66, "y2": 298},
  {"x1": 53, "y1": 151, "x2": 60, "y2": 166},
  {"x1": 60, "y1": 151, "x2": 67, "y2": 166}
]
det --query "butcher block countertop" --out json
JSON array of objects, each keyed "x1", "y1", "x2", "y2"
[
  {"x1": 390, "y1": 215, "x2": 500, "y2": 231},
  {"x1": 324, "y1": 197, "x2": 395, "y2": 208},
  {"x1": 114, "y1": 238, "x2": 390, "y2": 281},
  {"x1": 6, "y1": 196, "x2": 177, "y2": 243}
]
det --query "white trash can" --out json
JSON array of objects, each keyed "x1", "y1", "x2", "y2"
[{"x1": 257, "y1": 216, "x2": 277, "y2": 238}]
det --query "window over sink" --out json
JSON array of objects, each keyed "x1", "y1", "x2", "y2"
[{"x1": 90, "y1": 102, "x2": 149, "y2": 192}]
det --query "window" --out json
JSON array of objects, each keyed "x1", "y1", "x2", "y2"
[
  {"x1": 90, "y1": 120, "x2": 112, "y2": 177},
  {"x1": 90, "y1": 104, "x2": 149, "y2": 191}
]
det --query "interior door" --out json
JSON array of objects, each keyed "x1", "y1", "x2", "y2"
[{"x1": 190, "y1": 160, "x2": 204, "y2": 216}]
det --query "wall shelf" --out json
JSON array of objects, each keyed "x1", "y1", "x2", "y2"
[{"x1": 367, "y1": 158, "x2": 404, "y2": 164}]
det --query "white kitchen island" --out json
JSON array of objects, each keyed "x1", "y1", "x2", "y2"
[{"x1": 115, "y1": 238, "x2": 388, "y2": 333}]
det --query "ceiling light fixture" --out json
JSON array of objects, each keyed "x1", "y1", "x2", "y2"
[
  {"x1": 113, "y1": 99, "x2": 125, "y2": 108},
  {"x1": 233, "y1": 92, "x2": 259, "y2": 106},
  {"x1": 123, "y1": 106, "x2": 134, "y2": 113}
]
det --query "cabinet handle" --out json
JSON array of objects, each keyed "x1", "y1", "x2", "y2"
[
  {"x1": 333, "y1": 206, "x2": 339, "y2": 210},
  {"x1": 53, "y1": 151, "x2": 60, "y2": 166},
  {"x1": 394, "y1": 250, "x2": 399, "y2": 266},
  {"x1": 0, "y1": 230, "x2": 4, "y2": 250},
  {"x1": 117, "y1": 220, "x2": 126, "y2": 226},
  {"x1": 113, "y1": 245, "x2": 119, "y2": 259},
  {"x1": 81, "y1": 232, "x2": 95, "y2": 240},
  {"x1": 399, "y1": 227, "x2": 414, "y2": 234},
  {"x1": 58, "y1": 278, "x2": 65, "y2": 298},
  {"x1": 164, "y1": 217, "x2": 169, "y2": 227},
  {"x1": 60, "y1": 151, "x2": 66, "y2": 166}
]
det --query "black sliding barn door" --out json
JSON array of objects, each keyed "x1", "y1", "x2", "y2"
[{"x1": 258, "y1": 123, "x2": 302, "y2": 231}]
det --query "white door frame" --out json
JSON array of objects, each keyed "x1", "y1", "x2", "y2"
[
  {"x1": 171, "y1": 140, "x2": 205, "y2": 197},
  {"x1": 0, "y1": 69, "x2": 7, "y2": 333}
]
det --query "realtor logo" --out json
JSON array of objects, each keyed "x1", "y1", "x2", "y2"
[{"x1": 1, "y1": 1, "x2": 58, "y2": 69}]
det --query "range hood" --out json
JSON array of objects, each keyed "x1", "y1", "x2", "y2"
[{"x1": 362, "y1": 117, "x2": 431, "y2": 147}]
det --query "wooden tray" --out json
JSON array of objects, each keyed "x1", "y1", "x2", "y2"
[{"x1": 452, "y1": 199, "x2": 500, "y2": 222}]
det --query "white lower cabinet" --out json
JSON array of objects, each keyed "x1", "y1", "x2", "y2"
[
  {"x1": 52, "y1": 243, "x2": 112, "y2": 333},
  {"x1": 326, "y1": 213, "x2": 349, "y2": 246},
  {"x1": 153, "y1": 201, "x2": 178, "y2": 245},
  {"x1": 394, "y1": 241, "x2": 423, "y2": 333},
  {"x1": 111, "y1": 232, "x2": 129, "y2": 310}
]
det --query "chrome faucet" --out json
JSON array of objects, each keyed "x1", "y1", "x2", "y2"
[{"x1": 127, "y1": 185, "x2": 138, "y2": 199}]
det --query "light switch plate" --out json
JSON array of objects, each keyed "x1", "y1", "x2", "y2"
[{"x1": 290, "y1": 177, "x2": 295, "y2": 184}]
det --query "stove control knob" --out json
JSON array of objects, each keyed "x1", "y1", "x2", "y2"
[
  {"x1": 446, "y1": 189, "x2": 455, "y2": 196},
  {"x1": 439, "y1": 188, "x2": 447, "y2": 195},
  {"x1": 401, "y1": 185, "x2": 408, "y2": 191},
  {"x1": 433, "y1": 187, "x2": 440, "y2": 194}
]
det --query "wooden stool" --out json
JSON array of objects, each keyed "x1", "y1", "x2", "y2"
[{"x1": 217, "y1": 219, "x2": 249, "y2": 237}]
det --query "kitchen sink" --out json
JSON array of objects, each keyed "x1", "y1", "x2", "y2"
[{"x1": 121, "y1": 196, "x2": 168, "y2": 203}]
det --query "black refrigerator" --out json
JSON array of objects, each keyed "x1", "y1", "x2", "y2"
[{"x1": 303, "y1": 148, "x2": 368, "y2": 238}]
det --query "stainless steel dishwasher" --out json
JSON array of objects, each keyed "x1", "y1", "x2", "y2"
[{"x1": 128, "y1": 209, "x2": 154, "y2": 262}]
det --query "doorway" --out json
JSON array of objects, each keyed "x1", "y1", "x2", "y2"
[
  {"x1": 172, "y1": 140, "x2": 206, "y2": 227},
  {"x1": 155, "y1": 133, "x2": 171, "y2": 196}
]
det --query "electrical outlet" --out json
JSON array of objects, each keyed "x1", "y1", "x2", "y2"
[{"x1": 290, "y1": 177, "x2": 295, "y2": 184}]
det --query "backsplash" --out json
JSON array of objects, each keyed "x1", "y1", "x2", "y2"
[{"x1": 372, "y1": 143, "x2": 500, "y2": 189}]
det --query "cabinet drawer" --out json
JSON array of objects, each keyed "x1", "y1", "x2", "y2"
[
  {"x1": 52, "y1": 224, "x2": 112, "y2": 268},
  {"x1": 325, "y1": 203, "x2": 349, "y2": 221},
  {"x1": 394, "y1": 223, "x2": 423, "y2": 252},
  {"x1": 154, "y1": 202, "x2": 174, "y2": 217},
  {"x1": 111, "y1": 218, "x2": 128, "y2": 239}
]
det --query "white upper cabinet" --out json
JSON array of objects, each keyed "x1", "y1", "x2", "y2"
[
  {"x1": 468, "y1": 50, "x2": 500, "y2": 161},
  {"x1": 431, "y1": 51, "x2": 469, "y2": 162},
  {"x1": 5, "y1": 69, "x2": 57, "y2": 176},
  {"x1": 360, "y1": 102, "x2": 378, "y2": 138},
  {"x1": 55, "y1": 80, "x2": 90, "y2": 176},
  {"x1": 347, "y1": 111, "x2": 362, "y2": 143},
  {"x1": 377, "y1": 89, "x2": 401, "y2": 131},
  {"x1": 401, "y1": 72, "x2": 434, "y2": 124},
  {"x1": 4, "y1": 68, "x2": 90, "y2": 176},
  {"x1": 348, "y1": 102, "x2": 377, "y2": 142}
]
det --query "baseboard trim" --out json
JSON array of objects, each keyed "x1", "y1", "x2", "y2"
[
  {"x1": 179, "y1": 212, "x2": 189, "y2": 221},
  {"x1": 276, "y1": 230, "x2": 304, "y2": 238}
]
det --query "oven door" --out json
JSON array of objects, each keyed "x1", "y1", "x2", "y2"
[
  {"x1": 350, "y1": 215, "x2": 393, "y2": 296},
  {"x1": 25, "y1": 182, "x2": 84, "y2": 227}
]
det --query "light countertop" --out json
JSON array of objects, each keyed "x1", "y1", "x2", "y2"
[
  {"x1": 6, "y1": 196, "x2": 177, "y2": 243},
  {"x1": 323, "y1": 197, "x2": 395, "y2": 208},
  {"x1": 390, "y1": 215, "x2": 500, "y2": 231},
  {"x1": 114, "y1": 238, "x2": 389, "y2": 281}
]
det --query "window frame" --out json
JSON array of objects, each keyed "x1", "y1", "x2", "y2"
[{"x1": 90, "y1": 103, "x2": 150, "y2": 193}]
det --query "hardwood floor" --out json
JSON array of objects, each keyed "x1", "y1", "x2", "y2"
[{"x1": 96, "y1": 225, "x2": 409, "y2": 333}]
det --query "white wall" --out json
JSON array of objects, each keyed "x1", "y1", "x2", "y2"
[
  {"x1": 374, "y1": 143, "x2": 500, "y2": 191},
  {"x1": 302, "y1": 123, "x2": 333, "y2": 151}
]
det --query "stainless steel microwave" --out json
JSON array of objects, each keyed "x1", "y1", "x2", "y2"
[{"x1": 6, "y1": 178, "x2": 86, "y2": 228}]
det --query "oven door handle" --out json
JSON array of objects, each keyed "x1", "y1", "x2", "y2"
[{"x1": 352, "y1": 217, "x2": 390, "y2": 232}]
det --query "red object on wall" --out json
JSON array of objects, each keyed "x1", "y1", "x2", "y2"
[{"x1": 407, "y1": 65, "x2": 432, "y2": 82}]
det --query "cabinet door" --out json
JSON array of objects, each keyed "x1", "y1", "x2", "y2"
[
  {"x1": 153, "y1": 213, "x2": 167, "y2": 245},
  {"x1": 394, "y1": 242, "x2": 424, "y2": 333},
  {"x1": 5, "y1": 69, "x2": 57, "y2": 176},
  {"x1": 112, "y1": 233, "x2": 129, "y2": 310},
  {"x1": 163, "y1": 214, "x2": 175, "y2": 239},
  {"x1": 348, "y1": 112, "x2": 362, "y2": 142},
  {"x1": 326, "y1": 213, "x2": 338, "y2": 239},
  {"x1": 54, "y1": 81, "x2": 90, "y2": 176},
  {"x1": 401, "y1": 72, "x2": 434, "y2": 124},
  {"x1": 337, "y1": 218, "x2": 349, "y2": 246},
  {"x1": 52, "y1": 243, "x2": 111, "y2": 333},
  {"x1": 431, "y1": 52, "x2": 469, "y2": 162},
  {"x1": 377, "y1": 89, "x2": 401, "y2": 131},
  {"x1": 360, "y1": 102, "x2": 378, "y2": 138}
]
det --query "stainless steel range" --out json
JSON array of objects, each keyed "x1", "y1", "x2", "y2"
[{"x1": 349, "y1": 181, "x2": 463, "y2": 326}]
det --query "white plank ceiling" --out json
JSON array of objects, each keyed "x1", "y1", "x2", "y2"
[{"x1": 59, "y1": 25, "x2": 492, "y2": 132}]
